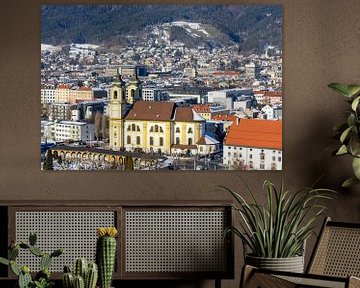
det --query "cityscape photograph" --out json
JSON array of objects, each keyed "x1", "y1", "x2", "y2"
[{"x1": 41, "y1": 5, "x2": 282, "y2": 171}]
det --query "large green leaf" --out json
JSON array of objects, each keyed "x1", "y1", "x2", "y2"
[
  {"x1": 352, "y1": 157, "x2": 360, "y2": 179},
  {"x1": 347, "y1": 85, "x2": 360, "y2": 97},
  {"x1": 347, "y1": 114, "x2": 356, "y2": 128},
  {"x1": 340, "y1": 126, "x2": 353, "y2": 143},
  {"x1": 351, "y1": 96, "x2": 360, "y2": 111},
  {"x1": 328, "y1": 83, "x2": 351, "y2": 97},
  {"x1": 336, "y1": 145, "x2": 348, "y2": 155},
  {"x1": 348, "y1": 135, "x2": 360, "y2": 156},
  {"x1": 342, "y1": 177, "x2": 360, "y2": 188}
]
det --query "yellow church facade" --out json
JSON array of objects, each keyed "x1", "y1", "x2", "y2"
[{"x1": 108, "y1": 75, "x2": 205, "y2": 154}]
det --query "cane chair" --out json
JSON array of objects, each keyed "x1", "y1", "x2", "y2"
[{"x1": 241, "y1": 217, "x2": 360, "y2": 288}]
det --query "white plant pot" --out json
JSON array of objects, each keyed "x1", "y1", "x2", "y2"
[{"x1": 245, "y1": 254, "x2": 305, "y2": 273}]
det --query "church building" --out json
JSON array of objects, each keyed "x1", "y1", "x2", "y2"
[{"x1": 108, "y1": 74, "x2": 206, "y2": 155}]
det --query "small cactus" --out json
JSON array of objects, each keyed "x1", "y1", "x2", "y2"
[
  {"x1": 96, "y1": 227, "x2": 118, "y2": 288},
  {"x1": 9, "y1": 246, "x2": 19, "y2": 260},
  {"x1": 18, "y1": 269, "x2": 32, "y2": 288},
  {"x1": 29, "y1": 245, "x2": 44, "y2": 257},
  {"x1": 29, "y1": 232, "x2": 37, "y2": 246},
  {"x1": 62, "y1": 259, "x2": 98, "y2": 288},
  {"x1": 74, "y1": 258, "x2": 87, "y2": 279},
  {"x1": 85, "y1": 263, "x2": 98, "y2": 288},
  {"x1": 41, "y1": 253, "x2": 52, "y2": 270},
  {"x1": 63, "y1": 272, "x2": 74, "y2": 288},
  {"x1": 74, "y1": 275, "x2": 85, "y2": 288}
]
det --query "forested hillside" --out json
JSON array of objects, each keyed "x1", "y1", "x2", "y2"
[{"x1": 41, "y1": 5, "x2": 281, "y2": 53}]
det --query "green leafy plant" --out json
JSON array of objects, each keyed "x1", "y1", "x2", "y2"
[
  {"x1": 328, "y1": 83, "x2": 360, "y2": 187},
  {"x1": 222, "y1": 180, "x2": 334, "y2": 258},
  {"x1": 0, "y1": 232, "x2": 63, "y2": 288}
]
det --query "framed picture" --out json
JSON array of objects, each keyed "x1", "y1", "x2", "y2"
[{"x1": 41, "y1": 5, "x2": 282, "y2": 171}]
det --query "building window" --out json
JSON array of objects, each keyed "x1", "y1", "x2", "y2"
[
  {"x1": 260, "y1": 153, "x2": 265, "y2": 161},
  {"x1": 113, "y1": 91, "x2": 118, "y2": 99},
  {"x1": 159, "y1": 137, "x2": 164, "y2": 146},
  {"x1": 233, "y1": 153, "x2": 237, "y2": 158},
  {"x1": 160, "y1": 127, "x2": 164, "y2": 133},
  {"x1": 260, "y1": 164, "x2": 265, "y2": 169},
  {"x1": 155, "y1": 125, "x2": 159, "y2": 132},
  {"x1": 278, "y1": 157, "x2": 282, "y2": 162},
  {"x1": 176, "y1": 137, "x2": 180, "y2": 144},
  {"x1": 150, "y1": 126, "x2": 154, "y2": 132},
  {"x1": 249, "y1": 154, "x2": 252, "y2": 159},
  {"x1": 136, "y1": 136, "x2": 140, "y2": 145},
  {"x1": 132, "y1": 124, "x2": 136, "y2": 131},
  {"x1": 150, "y1": 137, "x2": 154, "y2": 146},
  {"x1": 200, "y1": 147, "x2": 203, "y2": 152},
  {"x1": 272, "y1": 156, "x2": 276, "y2": 161},
  {"x1": 176, "y1": 127, "x2": 180, "y2": 133},
  {"x1": 188, "y1": 127, "x2": 193, "y2": 133},
  {"x1": 137, "y1": 125, "x2": 140, "y2": 131},
  {"x1": 127, "y1": 136, "x2": 131, "y2": 144},
  {"x1": 188, "y1": 138, "x2": 193, "y2": 145}
]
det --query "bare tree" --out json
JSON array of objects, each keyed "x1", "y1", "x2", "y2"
[{"x1": 94, "y1": 111, "x2": 103, "y2": 141}]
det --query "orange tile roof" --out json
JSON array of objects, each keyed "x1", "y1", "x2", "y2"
[
  {"x1": 57, "y1": 84, "x2": 71, "y2": 89},
  {"x1": 264, "y1": 91, "x2": 282, "y2": 97},
  {"x1": 212, "y1": 114, "x2": 238, "y2": 122},
  {"x1": 79, "y1": 86, "x2": 92, "y2": 91},
  {"x1": 125, "y1": 101, "x2": 175, "y2": 121},
  {"x1": 224, "y1": 119, "x2": 282, "y2": 149},
  {"x1": 193, "y1": 104, "x2": 211, "y2": 113}
]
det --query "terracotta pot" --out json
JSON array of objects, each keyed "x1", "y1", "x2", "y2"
[{"x1": 245, "y1": 254, "x2": 305, "y2": 273}]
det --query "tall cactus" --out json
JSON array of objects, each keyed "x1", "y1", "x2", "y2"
[{"x1": 96, "y1": 227, "x2": 118, "y2": 288}]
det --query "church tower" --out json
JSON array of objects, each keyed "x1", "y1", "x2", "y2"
[
  {"x1": 126, "y1": 71, "x2": 142, "y2": 104},
  {"x1": 109, "y1": 74, "x2": 126, "y2": 151}
]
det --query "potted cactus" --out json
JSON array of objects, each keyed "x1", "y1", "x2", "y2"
[
  {"x1": 96, "y1": 227, "x2": 118, "y2": 288},
  {"x1": 62, "y1": 258, "x2": 98, "y2": 288},
  {"x1": 0, "y1": 232, "x2": 63, "y2": 288}
]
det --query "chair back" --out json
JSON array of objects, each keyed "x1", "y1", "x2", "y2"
[{"x1": 307, "y1": 217, "x2": 360, "y2": 278}]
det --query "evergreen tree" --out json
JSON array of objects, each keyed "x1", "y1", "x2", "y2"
[{"x1": 43, "y1": 149, "x2": 54, "y2": 170}]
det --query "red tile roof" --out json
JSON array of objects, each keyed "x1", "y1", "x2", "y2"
[
  {"x1": 212, "y1": 114, "x2": 238, "y2": 122},
  {"x1": 224, "y1": 119, "x2": 282, "y2": 149},
  {"x1": 57, "y1": 84, "x2": 71, "y2": 89},
  {"x1": 264, "y1": 91, "x2": 282, "y2": 97},
  {"x1": 125, "y1": 101, "x2": 175, "y2": 121},
  {"x1": 174, "y1": 107, "x2": 205, "y2": 122},
  {"x1": 175, "y1": 107, "x2": 194, "y2": 121},
  {"x1": 79, "y1": 86, "x2": 92, "y2": 91},
  {"x1": 193, "y1": 104, "x2": 211, "y2": 113}
]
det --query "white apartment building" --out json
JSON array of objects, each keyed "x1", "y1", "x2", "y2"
[
  {"x1": 52, "y1": 121, "x2": 95, "y2": 142},
  {"x1": 41, "y1": 88, "x2": 56, "y2": 104},
  {"x1": 142, "y1": 88, "x2": 162, "y2": 101}
]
